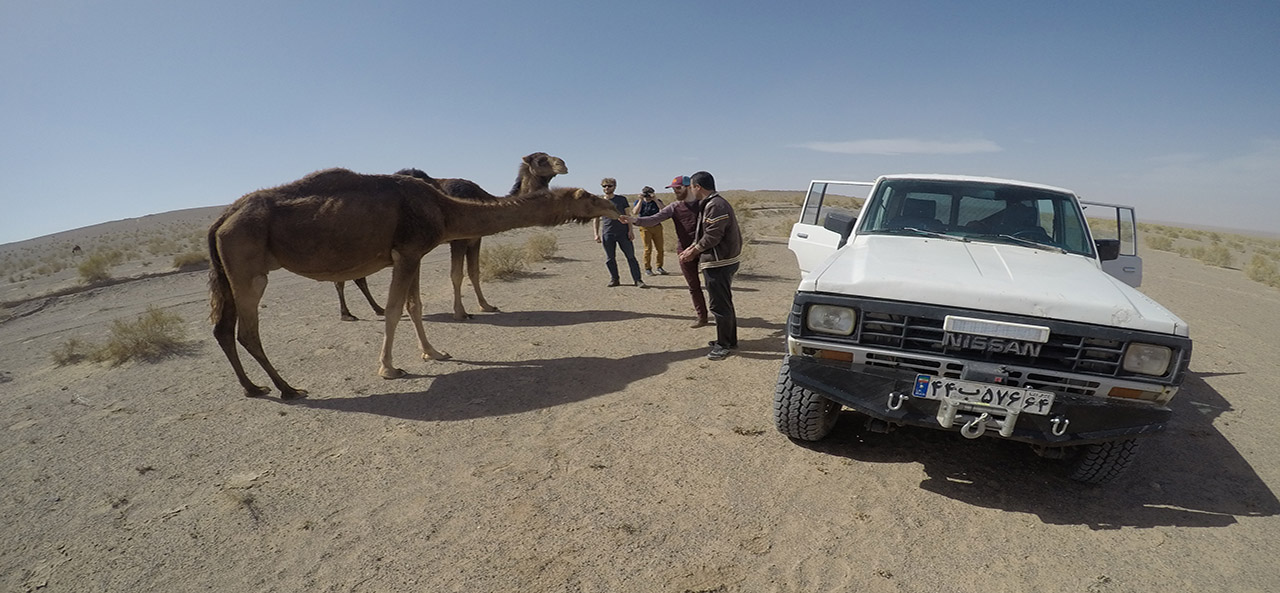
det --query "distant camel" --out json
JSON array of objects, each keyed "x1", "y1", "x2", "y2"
[
  {"x1": 333, "y1": 152, "x2": 568, "y2": 321},
  {"x1": 71, "y1": 245, "x2": 82, "y2": 256},
  {"x1": 208, "y1": 168, "x2": 619, "y2": 398}
]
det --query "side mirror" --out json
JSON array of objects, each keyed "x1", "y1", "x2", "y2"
[
  {"x1": 823, "y1": 210, "x2": 857, "y2": 248},
  {"x1": 1095, "y1": 239, "x2": 1120, "y2": 261}
]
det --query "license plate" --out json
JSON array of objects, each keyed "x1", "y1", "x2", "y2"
[{"x1": 911, "y1": 374, "x2": 1055, "y2": 415}]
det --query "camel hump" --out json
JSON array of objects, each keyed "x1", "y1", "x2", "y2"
[{"x1": 438, "y1": 178, "x2": 491, "y2": 200}]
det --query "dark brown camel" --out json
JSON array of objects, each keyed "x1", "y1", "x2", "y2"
[
  {"x1": 208, "y1": 168, "x2": 619, "y2": 398},
  {"x1": 334, "y1": 152, "x2": 568, "y2": 321}
]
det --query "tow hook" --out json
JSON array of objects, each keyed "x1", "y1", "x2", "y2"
[
  {"x1": 887, "y1": 391, "x2": 906, "y2": 411},
  {"x1": 960, "y1": 412, "x2": 991, "y2": 439},
  {"x1": 1050, "y1": 416, "x2": 1070, "y2": 437}
]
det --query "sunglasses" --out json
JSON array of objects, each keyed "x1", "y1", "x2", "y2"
[{"x1": 602, "y1": 184, "x2": 615, "y2": 188}]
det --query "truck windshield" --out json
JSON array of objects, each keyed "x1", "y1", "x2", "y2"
[{"x1": 858, "y1": 179, "x2": 1095, "y2": 256}]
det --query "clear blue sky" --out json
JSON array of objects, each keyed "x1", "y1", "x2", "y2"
[{"x1": 3, "y1": 0, "x2": 1279, "y2": 244}]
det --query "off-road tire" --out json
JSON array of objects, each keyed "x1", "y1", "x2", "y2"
[
  {"x1": 1067, "y1": 438, "x2": 1140, "y2": 484},
  {"x1": 774, "y1": 356, "x2": 841, "y2": 441}
]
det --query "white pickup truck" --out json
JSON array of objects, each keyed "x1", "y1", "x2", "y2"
[{"x1": 774, "y1": 175, "x2": 1192, "y2": 483}]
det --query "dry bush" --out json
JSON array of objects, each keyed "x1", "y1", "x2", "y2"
[
  {"x1": 480, "y1": 243, "x2": 528, "y2": 281},
  {"x1": 1246, "y1": 255, "x2": 1280, "y2": 288},
  {"x1": 1145, "y1": 235, "x2": 1175, "y2": 252},
  {"x1": 51, "y1": 338, "x2": 91, "y2": 366},
  {"x1": 1190, "y1": 244, "x2": 1233, "y2": 268},
  {"x1": 523, "y1": 233, "x2": 559, "y2": 261},
  {"x1": 172, "y1": 251, "x2": 210, "y2": 271},
  {"x1": 94, "y1": 306, "x2": 189, "y2": 365},
  {"x1": 78, "y1": 250, "x2": 124, "y2": 284}
]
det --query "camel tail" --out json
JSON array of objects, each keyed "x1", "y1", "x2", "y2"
[{"x1": 206, "y1": 211, "x2": 235, "y2": 326}]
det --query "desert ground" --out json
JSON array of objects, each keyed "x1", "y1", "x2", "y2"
[{"x1": 2, "y1": 202, "x2": 1279, "y2": 593}]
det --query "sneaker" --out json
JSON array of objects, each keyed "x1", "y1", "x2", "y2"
[
  {"x1": 707, "y1": 346, "x2": 731, "y2": 360},
  {"x1": 607, "y1": 279, "x2": 620, "y2": 287},
  {"x1": 689, "y1": 317, "x2": 709, "y2": 328},
  {"x1": 708, "y1": 339, "x2": 736, "y2": 349},
  {"x1": 656, "y1": 267, "x2": 669, "y2": 275},
  {"x1": 644, "y1": 269, "x2": 654, "y2": 276},
  {"x1": 636, "y1": 281, "x2": 650, "y2": 288}
]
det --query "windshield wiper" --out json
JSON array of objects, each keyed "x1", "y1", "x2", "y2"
[
  {"x1": 984, "y1": 234, "x2": 1068, "y2": 253},
  {"x1": 891, "y1": 227, "x2": 970, "y2": 242}
]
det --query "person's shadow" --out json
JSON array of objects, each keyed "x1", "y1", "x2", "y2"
[{"x1": 797, "y1": 371, "x2": 1279, "y2": 529}]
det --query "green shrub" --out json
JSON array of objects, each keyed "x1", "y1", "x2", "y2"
[
  {"x1": 523, "y1": 233, "x2": 559, "y2": 261},
  {"x1": 479, "y1": 244, "x2": 527, "y2": 281}
]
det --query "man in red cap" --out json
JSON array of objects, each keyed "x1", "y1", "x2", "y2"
[{"x1": 626, "y1": 175, "x2": 709, "y2": 327}]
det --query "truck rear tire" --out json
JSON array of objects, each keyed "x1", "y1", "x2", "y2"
[
  {"x1": 774, "y1": 356, "x2": 841, "y2": 441},
  {"x1": 1067, "y1": 438, "x2": 1140, "y2": 484}
]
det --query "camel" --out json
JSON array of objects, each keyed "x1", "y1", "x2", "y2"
[
  {"x1": 208, "y1": 167, "x2": 619, "y2": 399},
  {"x1": 333, "y1": 152, "x2": 569, "y2": 321}
]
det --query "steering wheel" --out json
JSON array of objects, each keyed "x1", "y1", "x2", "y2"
[{"x1": 1011, "y1": 228, "x2": 1054, "y2": 243}]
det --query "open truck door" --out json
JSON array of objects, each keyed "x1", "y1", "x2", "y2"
[
  {"x1": 788, "y1": 181, "x2": 872, "y2": 276},
  {"x1": 1082, "y1": 201, "x2": 1143, "y2": 288}
]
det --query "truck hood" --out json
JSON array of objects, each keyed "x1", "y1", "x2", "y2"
[{"x1": 802, "y1": 235, "x2": 1189, "y2": 336}]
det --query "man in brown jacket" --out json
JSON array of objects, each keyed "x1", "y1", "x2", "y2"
[{"x1": 680, "y1": 170, "x2": 742, "y2": 360}]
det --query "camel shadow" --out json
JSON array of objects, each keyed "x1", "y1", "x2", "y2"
[
  {"x1": 293, "y1": 348, "x2": 703, "y2": 421},
  {"x1": 798, "y1": 371, "x2": 1279, "y2": 529},
  {"x1": 423, "y1": 309, "x2": 687, "y2": 327}
]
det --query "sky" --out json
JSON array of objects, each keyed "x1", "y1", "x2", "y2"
[{"x1": 3, "y1": 0, "x2": 1279, "y2": 244}]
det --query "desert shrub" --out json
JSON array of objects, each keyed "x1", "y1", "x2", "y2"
[
  {"x1": 51, "y1": 338, "x2": 92, "y2": 366},
  {"x1": 523, "y1": 233, "x2": 559, "y2": 261},
  {"x1": 147, "y1": 237, "x2": 179, "y2": 256},
  {"x1": 1191, "y1": 244, "x2": 1233, "y2": 268},
  {"x1": 172, "y1": 251, "x2": 210, "y2": 271},
  {"x1": 736, "y1": 205, "x2": 757, "y2": 221},
  {"x1": 78, "y1": 250, "x2": 124, "y2": 284},
  {"x1": 94, "y1": 306, "x2": 188, "y2": 365},
  {"x1": 1245, "y1": 255, "x2": 1280, "y2": 288},
  {"x1": 479, "y1": 243, "x2": 527, "y2": 281},
  {"x1": 1144, "y1": 235, "x2": 1175, "y2": 252}
]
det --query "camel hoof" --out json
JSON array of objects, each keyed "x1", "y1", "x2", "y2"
[
  {"x1": 424, "y1": 351, "x2": 452, "y2": 361},
  {"x1": 340, "y1": 314, "x2": 359, "y2": 322},
  {"x1": 280, "y1": 388, "x2": 309, "y2": 400},
  {"x1": 480, "y1": 305, "x2": 499, "y2": 313},
  {"x1": 372, "y1": 308, "x2": 386, "y2": 317},
  {"x1": 453, "y1": 312, "x2": 471, "y2": 321},
  {"x1": 380, "y1": 367, "x2": 406, "y2": 379},
  {"x1": 243, "y1": 385, "x2": 271, "y2": 398}
]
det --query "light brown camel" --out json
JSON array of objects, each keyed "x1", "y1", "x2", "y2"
[
  {"x1": 208, "y1": 167, "x2": 619, "y2": 399},
  {"x1": 333, "y1": 152, "x2": 568, "y2": 321}
]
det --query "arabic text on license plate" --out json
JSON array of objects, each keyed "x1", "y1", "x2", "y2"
[{"x1": 911, "y1": 374, "x2": 1055, "y2": 415}]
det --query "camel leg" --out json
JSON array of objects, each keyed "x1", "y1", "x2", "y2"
[
  {"x1": 407, "y1": 268, "x2": 450, "y2": 362},
  {"x1": 212, "y1": 287, "x2": 270, "y2": 398},
  {"x1": 380, "y1": 256, "x2": 415, "y2": 378},
  {"x1": 449, "y1": 240, "x2": 470, "y2": 320},
  {"x1": 467, "y1": 238, "x2": 498, "y2": 313},
  {"x1": 354, "y1": 277, "x2": 385, "y2": 317},
  {"x1": 335, "y1": 281, "x2": 359, "y2": 322},
  {"x1": 232, "y1": 273, "x2": 307, "y2": 398}
]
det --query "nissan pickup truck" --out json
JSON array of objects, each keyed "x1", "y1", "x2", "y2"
[{"x1": 774, "y1": 175, "x2": 1192, "y2": 483}]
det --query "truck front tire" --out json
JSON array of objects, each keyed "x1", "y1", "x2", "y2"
[{"x1": 774, "y1": 356, "x2": 841, "y2": 441}]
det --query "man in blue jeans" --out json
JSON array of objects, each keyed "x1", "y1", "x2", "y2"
[{"x1": 593, "y1": 177, "x2": 648, "y2": 288}]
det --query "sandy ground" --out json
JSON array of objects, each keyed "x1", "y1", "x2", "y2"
[{"x1": 2, "y1": 215, "x2": 1279, "y2": 593}]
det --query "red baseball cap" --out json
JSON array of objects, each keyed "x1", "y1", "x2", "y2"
[{"x1": 665, "y1": 175, "x2": 690, "y2": 188}]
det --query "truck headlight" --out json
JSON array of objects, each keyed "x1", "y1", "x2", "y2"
[
  {"x1": 1123, "y1": 343, "x2": 1172, "y2": 376},
  {"x1": 806, "y1": 304, "x2": 856, "y2": 336}
]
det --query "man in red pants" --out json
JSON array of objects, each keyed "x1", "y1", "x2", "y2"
[{"x1": 626, "y1": 175, "x2": 709, "y2": 327}]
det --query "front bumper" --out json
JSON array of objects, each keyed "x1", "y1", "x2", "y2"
[{"x1": 787, "y1": 355, "x2": 1171, "y2": 447}]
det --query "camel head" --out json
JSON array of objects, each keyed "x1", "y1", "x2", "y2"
[
  {"x1": 533, "y1": 187, "x2": 620, "y2": 224},
  {"x1": 523, "y1": 152, "x2": 568, "y2": 177}
]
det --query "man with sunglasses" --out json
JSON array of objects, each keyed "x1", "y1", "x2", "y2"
[{"x1": 593, "y1": 177, "x2": 648, "y2": 288}]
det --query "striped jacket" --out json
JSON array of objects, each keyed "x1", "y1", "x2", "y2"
[{"x1": 692, "y1": 193, "x2": 742, "y2": 270}]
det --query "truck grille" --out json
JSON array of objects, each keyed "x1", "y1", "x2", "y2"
[{"x1": 790, "y1": 296, "x2": 1190, "y2": 388}]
